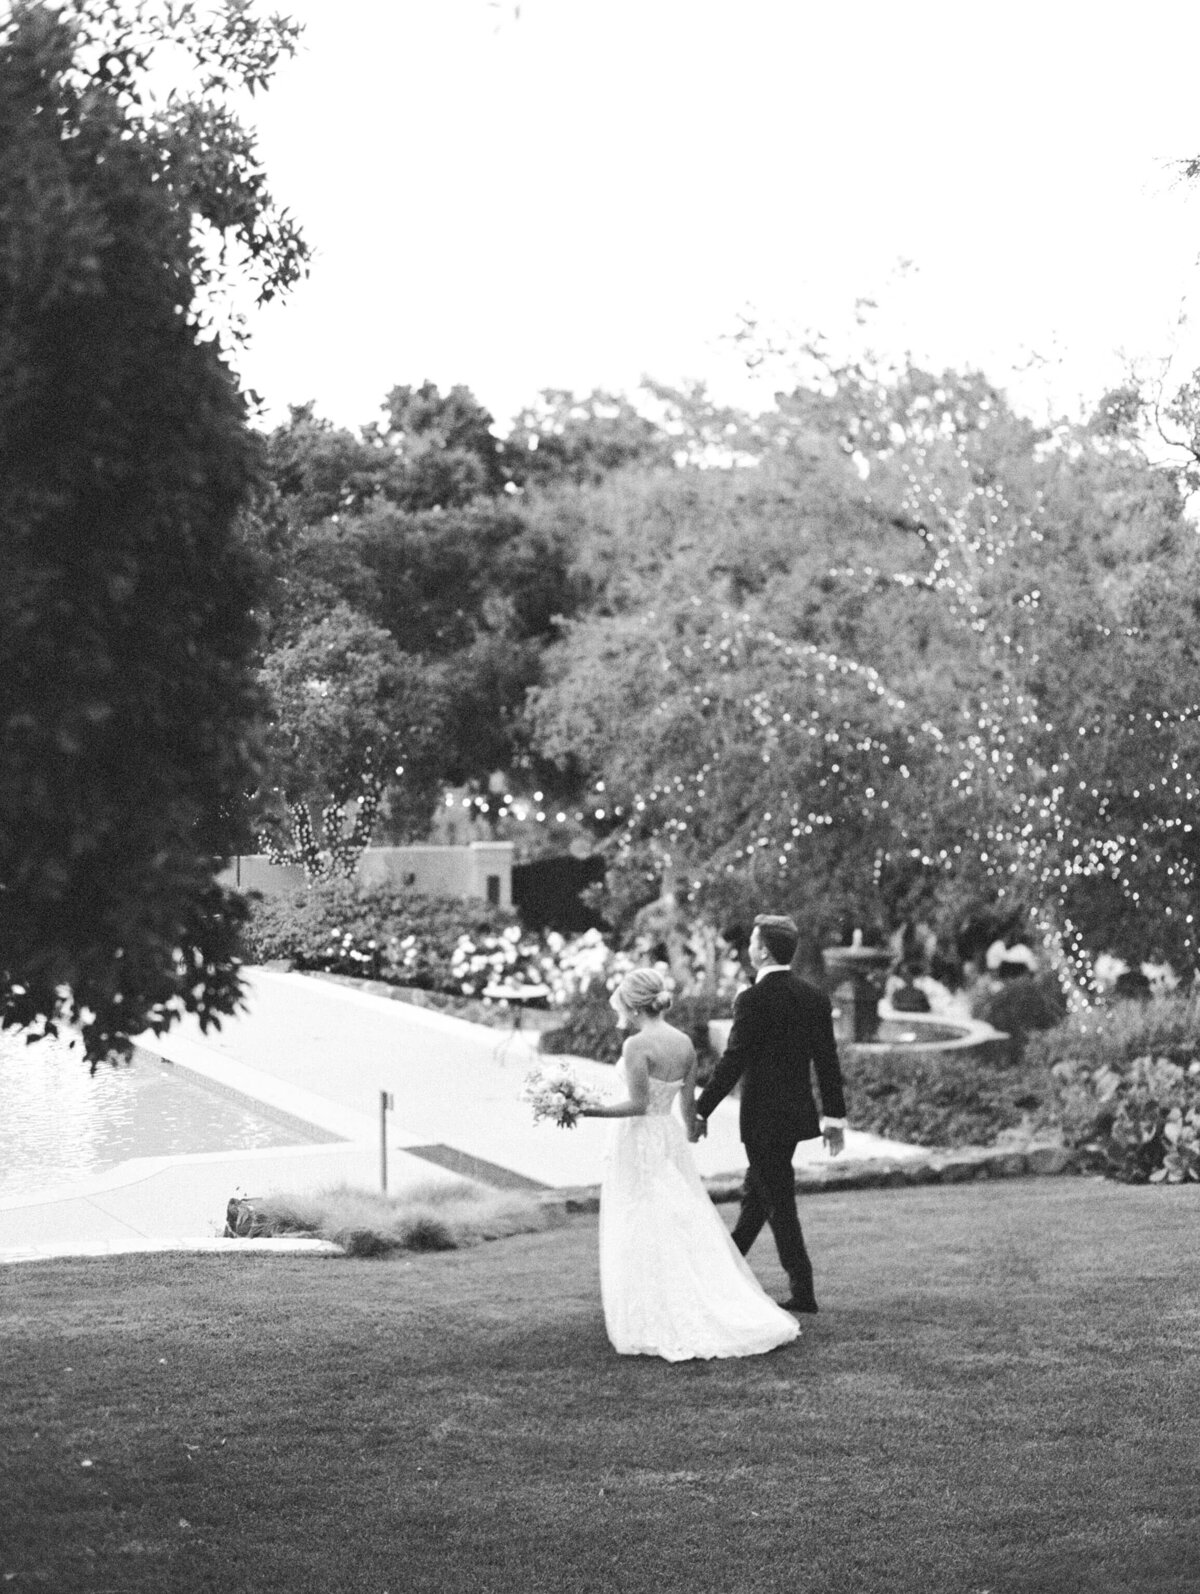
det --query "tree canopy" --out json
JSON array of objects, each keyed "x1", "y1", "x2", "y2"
[
  {"x1": 528, "y1": 351, "x2": 1200, "y2": 986},
  {"x1": 0, "y1": 0, "x2": 308, "y2": 1060}
]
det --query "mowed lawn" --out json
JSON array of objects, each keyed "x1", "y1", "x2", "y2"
[{"x1": 2, "y1": 1179, "x2": 1198, "y2": 1594}]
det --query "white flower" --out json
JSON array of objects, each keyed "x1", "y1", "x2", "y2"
[
  {"x1": 1141, "y1": 961, "x2": 1179, "y2": 993},
  {"x1": 1093, "y1": 953, "x2": 1130, "y2": 992},
  {"x1": 521, "y1": 1062, "x2": 600, "y2": 1128}
]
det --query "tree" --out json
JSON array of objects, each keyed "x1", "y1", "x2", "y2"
[
  {"x1": 248, "y1": 402, "x2": 580, "y2": 797},
  {"x1": 262, "y1": 402, "x2": 396, "y2": 526},
  {"x1": 507, "y1": 388, "x2": 677, "y2": 485},
  {"x1": 257, "y1": 607, "x2": 444, "y2": 876},
  {"x1": 0, "y1": 0, "x2": 308, "y2": 1061},
  {"x1": 368, "y1": 381, "x2": 509, "y2": 507},
  {"x1": 529, "y1": 353, "x2": 1200, "y2": 988}
]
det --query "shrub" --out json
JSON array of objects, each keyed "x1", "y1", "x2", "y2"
[
  {"x1": 241, "y1": 882, "x2": 517, "y2": 990},
  {"x1": 840, "y1": 1042, "x2": 1052, "y2": 1149},
  {"x1": 1026, "y1": 994, "x2": 1200, "y2": 1183},
  {"x1": 1024, "y1": 991, "x2": 1200, "y2": 1076},
  {"x1": 539, "y1": 993, "x2": 622, "y2": 1065},
  {"x1": 448, "y1": 925, "x2": 562, "y2": 1000},
  {"x1": 973, "y1": 973, "x2": 1067, "y2": 1055}
]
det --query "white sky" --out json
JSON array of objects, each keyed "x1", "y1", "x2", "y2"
[{"x1": 230, "y1": 0, "x2": 1200, "y2": 436}]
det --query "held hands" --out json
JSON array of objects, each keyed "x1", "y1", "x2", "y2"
[{"x1": 688, "y1": 1116, "x2": 708, "y2": 1143}]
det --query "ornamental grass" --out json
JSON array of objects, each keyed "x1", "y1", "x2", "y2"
[{"x1": 242, "y1": 1178, "x2": 555, "y2": 1257}]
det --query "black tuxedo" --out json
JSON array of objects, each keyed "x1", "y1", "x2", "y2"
[{"x1": 695, "y1": 969, "x2": 847, "y2": 1305}]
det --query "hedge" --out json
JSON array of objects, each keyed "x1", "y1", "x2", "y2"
[{"x1": 241, "y1": 881, "x2": 517, "y2": 990}]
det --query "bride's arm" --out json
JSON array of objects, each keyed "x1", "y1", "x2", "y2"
[
  {"x1": 680, "y1": 1046, "x2": 699, "y2": 1137},
  {"x1": 578, "y1": 1045, "x2": 650, "y2": 1118}
]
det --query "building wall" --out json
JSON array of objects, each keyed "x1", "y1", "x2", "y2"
[{"x1": 220, "y1": 843, "x2": 513, "y2": 908}]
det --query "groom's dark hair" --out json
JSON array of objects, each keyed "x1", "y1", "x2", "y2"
[{"x1": 753, "y1": 915, "x2": 800, "y2": 966}]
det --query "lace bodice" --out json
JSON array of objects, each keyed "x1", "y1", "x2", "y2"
[{"x1": 618, "y1": 1059, "x2": 683, "y2": 1117}]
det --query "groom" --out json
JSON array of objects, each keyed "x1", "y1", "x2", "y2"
[{"x1": 692, "y1": 915, "x2": 847, "y2": 1313}]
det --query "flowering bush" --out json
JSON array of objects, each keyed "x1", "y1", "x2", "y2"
[
  {"x1": 449, "y1": 925, "x2": 558, "y2": 1000},
  {"x1": 242, "y1": 882, "x2": 517, "y2": 991},
  {"x1": 543, "y1": 927, "x2": 639, "y2": 1004},
  {"x1": 242, "y1": 886, "x2": 753, "y2": 1057},
  {"x1": 243, "y1": 882, "x2": 665, "y2": 1010}
]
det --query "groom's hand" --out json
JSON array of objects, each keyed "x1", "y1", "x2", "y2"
[{"x1": 823, "y1": 1125, "x2": 845, "y2": 1158}]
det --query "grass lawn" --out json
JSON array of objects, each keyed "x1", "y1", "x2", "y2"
[{"x1": 2, "y1": 1178, "x2": 1198, "y2": 1594}]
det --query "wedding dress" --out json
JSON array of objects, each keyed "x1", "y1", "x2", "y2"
[{"x1": 598, "y1": 1060, "x2": 801, "y2": 1361}]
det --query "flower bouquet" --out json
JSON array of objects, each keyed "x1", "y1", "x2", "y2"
[{"x1": 521, "y1": 1061, "x2": 601, "y2": 1129}]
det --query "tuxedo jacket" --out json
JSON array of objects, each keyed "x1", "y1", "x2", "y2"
[{"x1": 696, "y1": 971, "x2": 847, "y2": 1145}]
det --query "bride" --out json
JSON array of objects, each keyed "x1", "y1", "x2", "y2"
[{"x1": 578, "y1": 968, "x2": 800, "y2": 1361}]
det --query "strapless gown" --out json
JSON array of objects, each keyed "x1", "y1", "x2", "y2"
[{"x1": 598, "y1": 1062, "x2": 801, "y2": 1361}]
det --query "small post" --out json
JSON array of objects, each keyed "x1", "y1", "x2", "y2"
[{"x1": 380, "y1": 1090, "x2": 394, "y2": 1194}]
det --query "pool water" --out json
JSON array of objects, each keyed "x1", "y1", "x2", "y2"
[{"x1": 0, "y1": 1030, "x2": 330, "y2": 1202}]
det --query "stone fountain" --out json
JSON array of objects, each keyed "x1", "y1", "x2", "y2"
[{"x1": 822, "y1": 929, "x2": 892, "y2": 1044}]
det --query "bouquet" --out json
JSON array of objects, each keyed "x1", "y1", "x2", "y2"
[{"x1": 521, "y1": 1061, "x2": 602, "y2": 1129}]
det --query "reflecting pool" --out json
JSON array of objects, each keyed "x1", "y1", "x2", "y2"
[{"x1": 0, "y1": 1029, "x2": 327, "y2": 1202}]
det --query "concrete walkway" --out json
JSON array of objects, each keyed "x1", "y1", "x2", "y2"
[{"x1": 0, "y1": 969, "x2": 928, "y2": 1263}]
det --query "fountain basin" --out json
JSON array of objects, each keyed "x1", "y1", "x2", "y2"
[
  {"x1": 707, "y1": 1004, "x2": 1006, "y2": 1063},
  {"x1": 858, "y1": 1004, "x2": 1006, "y2": 1057}
]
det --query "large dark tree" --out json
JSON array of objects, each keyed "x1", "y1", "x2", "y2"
[
  {"x1": 251, "y1": 396, "x2": 580, "y2": 804},
  {"x1": 0, "y1": 1, "x2": 308, "y2": 1060}
]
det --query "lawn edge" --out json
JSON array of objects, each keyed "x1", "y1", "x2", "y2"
[{"x1": 547, "y1": 1142, "x2": 1080, "y2": 1213}]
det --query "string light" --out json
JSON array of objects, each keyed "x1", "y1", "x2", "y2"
[{"x1": 594, "y1": 443, "x2": 1200, "y2": 1001}]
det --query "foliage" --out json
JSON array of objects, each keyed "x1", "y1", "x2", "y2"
[
  {"x1": 448, "y1": 926, "x2": 562, "y2": 1000},
  {"x1": 367, "y1": 381, "x2": 510, "y2": 506},
  {"x1": 1024, "y1": 992, "x2": 1200, "y2": 1077},
  {"x1": 243, "y1": 883, "x2": 695, "y2": 1026},
  {"x1": 1046, "y1": 1053, "x2": 1200, "y2": 1184},
  {"x1": 507, "y1": 387, "x2": 677, "y2": 485},
  {"x1": 231, "y1": 1178, "x2": 551, "y2": 1256},
  {"x1": 527, "y1": 344, "x2": 1200, "y2": 984},
  {"x1": 249, "y1": 396, "x2": 578, "y2": 802},
  {"x1": 840, "y1": 1041, "x2": 1050, "y2": 1149},
  {"x1": 970, "y1": 974, "x2": 1067, "y2": 1053},
  {"x1": 241, "y1": 882, "x2": 517, "y2": 988},
  {"x1": 0, "y1": 0, "x2": 306, "y2": 1061},
  {"x1": 257, "y1": 604, "x2": 444, "y2": 875},
  {"x1": 538, "y1": 992, "x2": 623, "y2": 1064},
  {"x1": 1026, "y1": 993, "x2": 1200, "y2": 1182}
]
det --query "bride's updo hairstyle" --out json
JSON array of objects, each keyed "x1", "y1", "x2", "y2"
[{"x1": 612, "y1": 967, "x2": 673, "y2": 1018}]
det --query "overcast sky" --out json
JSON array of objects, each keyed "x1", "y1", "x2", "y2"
[{"x1": 229, "y1": 0, "x2": 1200, "y2": 436}]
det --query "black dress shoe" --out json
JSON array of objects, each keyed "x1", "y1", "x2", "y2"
[{"x1": 780, "y1": 1292, "x2": 819, "y2": 1314}]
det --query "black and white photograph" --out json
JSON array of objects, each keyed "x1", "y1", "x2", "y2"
[{"x1": 2, "y1": 2, "x2": 1199, "y2": 1589}]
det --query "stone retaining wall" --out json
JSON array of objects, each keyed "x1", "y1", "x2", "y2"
[{"x1": 551, "y1": 1143, "x2": 1078, "y2": 1213}]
